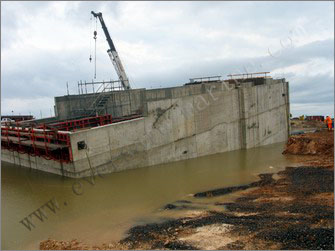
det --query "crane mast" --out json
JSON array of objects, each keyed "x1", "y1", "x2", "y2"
[{"x1": 91, "y1": 11, "x2": 131, "y2": 90}]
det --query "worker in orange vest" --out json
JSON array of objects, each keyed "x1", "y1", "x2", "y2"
[{"x1": 325, "y1": 116, "x2": 332, "y2": 131}]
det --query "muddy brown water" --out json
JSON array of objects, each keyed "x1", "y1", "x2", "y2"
[{"x1": 2, "y1": 142, "x2": 302, "y2": 250}]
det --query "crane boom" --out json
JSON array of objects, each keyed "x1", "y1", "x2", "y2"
[{"x1": 91, "y1": 11, "x2": 131, "y2": 90}]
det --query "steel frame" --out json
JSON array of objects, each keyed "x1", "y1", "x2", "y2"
[{"x1": 1, "y1": 114, "x2": 142, "y2": 163}]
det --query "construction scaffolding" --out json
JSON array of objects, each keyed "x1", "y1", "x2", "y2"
[
  {"x1": 1, "y1": 122, "x2": 73, "y2": 163},
  {"x1": 1, "y1": 113, "x2": 142, "y2": 163},
  {"x1": 77, "y1": 80, "x2": 123, "y2": 95},
  {"x1": 227, "y1": 72, "x2": 270, "y2": 80}
]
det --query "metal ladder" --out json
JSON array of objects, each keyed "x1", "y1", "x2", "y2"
[{"x1": 86, "y1": 83, "x2": 112, "y2": 116}]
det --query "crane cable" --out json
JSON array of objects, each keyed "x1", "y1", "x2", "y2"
[
  {"x1": 89, "y1": 15, "x2": 92, "y2": 63},
  {"x1": 94, "y1": 17, "x2": 97, "y2": 79}
]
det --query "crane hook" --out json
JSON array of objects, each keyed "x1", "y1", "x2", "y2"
[
  {"x1": 89, "y1": 55, "x2": 92, "y2": 62},
  {"x1": 93, "y1": 30, "x2": 97, "y2": 39}
]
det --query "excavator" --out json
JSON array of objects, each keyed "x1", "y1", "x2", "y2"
[{"x1": 91, "y1": 11, "x2": 131, "y2": 90}]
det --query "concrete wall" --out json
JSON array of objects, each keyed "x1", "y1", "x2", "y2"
[
  {"x1": 1, "y1": 148, "x2": 75, "y2": 176},
  {"x1": 54, "y1": 81, "x2": 235, "y2": 120},
  {"x1": 68, "y1": 79, "x2": 289, "y2": 177},
  {"x1": 55, "y1": 88, "x2": 146, "y2": 120},
  {"x1": 239, "y1": 80, "x2": 290, "y2": 149},
  {"x1": 2, "y1": 78, "x2": 290, "y2": 178}
]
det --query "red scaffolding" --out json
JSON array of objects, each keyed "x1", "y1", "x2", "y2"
[
  {"x1": 1, "y1": 122, "x2": 73, "y2": 163},
  {"x1": 1, "y1": 113, "x2": 142, "y2": 163}
]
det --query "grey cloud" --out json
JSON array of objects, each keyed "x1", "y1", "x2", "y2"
[
  {"x1": 290, "y1": 74, "x2": 334, "y2": 104},
  {"x1": 63, "y1": 1, "x2": 120, "y2": 26},
  {"x1": 133, "y1": 38, "x2": 333, "y2": 85},
  {"x1": 1, "y1": 1, "x2": 51, "y2": 49},
  {"x1": 1, "y1": 1, "x2": 334, "y2": 117}
]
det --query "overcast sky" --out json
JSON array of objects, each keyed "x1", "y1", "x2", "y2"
[{"x1": 1, "y1": 1, "x2": 334, "y2": 118}]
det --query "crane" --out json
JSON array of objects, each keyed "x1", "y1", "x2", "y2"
[{"x1": 91, "y1": 11, "x2": 131, "y2": 90}]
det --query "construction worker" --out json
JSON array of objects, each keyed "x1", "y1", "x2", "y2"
[{"x1": 325, "y1": 116, "x2": 332, "y2": 131}]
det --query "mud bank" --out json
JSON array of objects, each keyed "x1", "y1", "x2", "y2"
[
  {"x1": 122, "y1": 168, "x2": 333, "y2": 250},
  {"x1": 40, "y1": 132, "x2": 334, "y2": 250},
  {"x1": 284, "y1": 131, "x2": 333, "y2": 156}
]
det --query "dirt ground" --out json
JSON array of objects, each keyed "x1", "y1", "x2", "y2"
[
  {"x1": 40, "y1": 126, "x2": 334, "y2": 250},
  {"x1": 290, "y1": 119, "x2": 326, "y2": 131},
  {"x1": 284, "y1": 131, "x2": 334, "y2": 156}
]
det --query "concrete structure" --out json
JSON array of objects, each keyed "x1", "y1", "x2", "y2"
[
  {"x1": 1, "y1": 77, "x2": 290, "y2": 178},
  {"x1": 54, "y1": 88, "x2": 146, "y2": 120}
]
